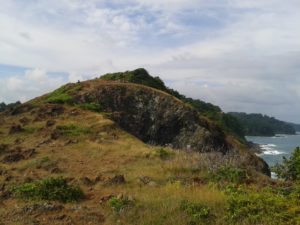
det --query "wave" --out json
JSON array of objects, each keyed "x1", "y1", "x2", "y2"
[{"x1": 259, "y1": 144, "x2": 286, "y2": 155}]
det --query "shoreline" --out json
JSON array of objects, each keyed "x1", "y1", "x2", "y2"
[{"x1": 246, "y1": 141, "x2": 263, "y2": 154}]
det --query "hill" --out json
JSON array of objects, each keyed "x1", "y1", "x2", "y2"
[
  {"x1": 100, "y1": 69, "x2": 245, "y2": 141},
  {"x1": 3, "y1": 72, "x2": 300, "y2": 225},
  {"x1": 287, "y1": 122, "x2": 300, "y2": 132},
  {"x1": 229, "y1": 112, "x2": 296, "y2": 136}
]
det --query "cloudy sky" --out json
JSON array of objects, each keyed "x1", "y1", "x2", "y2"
[{"x1": 1, "y1": 0, "x2": 300, "y2": 122}]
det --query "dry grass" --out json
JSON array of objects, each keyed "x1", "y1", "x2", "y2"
[{"x1": 0, "y1": 104, "x2": 292, "y2": 225}]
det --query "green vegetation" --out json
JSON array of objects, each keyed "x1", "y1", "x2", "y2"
[
  {"x1": 78, "y1": 102, "x2": 102, "y2": 112},
  {"x1": 154, "y1": 148, "x2": 175, "y2": 160},
  {"x1": 45, "y1": 83, "x2": 81, "y2": 104},
  {"x1": 12, "y1": 177, "x2": 84, "y2": 203},
  {"x1": 46, "y1": 86, "x2": 73, "y2": 104},
  {"x1": 209, "y1": 166, "x2": 248, "y2": 184},
  {"x1": 229, "y1": 112, "x2": 296, "y2": 136},
  {"x1": 180, "y1": 200, "x2": 212, "y2": 224},
  {"x1": 226, "y1": 189, "x2": 298, "y2": 225},
  {"x1": 55, "y1": 124, "x2": 90, "y2": 136},
  {"x1": 108, "y1": 196, "x2": 134, "y2": 213},
  {"x1": 273, "y1": 147, "x2": 300, "y2": 181},
  {"x1": 100, "y1": 68, "x2": 245, "y2": 141},
  {"x1": 0, "y1": 101, "x2": 21, "y2": 112}
]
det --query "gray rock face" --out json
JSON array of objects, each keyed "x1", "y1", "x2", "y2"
[{"x1": 73, "y1": 82, "x2": 231, "y2": 153}]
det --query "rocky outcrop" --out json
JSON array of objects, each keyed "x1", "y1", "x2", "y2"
[{"x1": 70, "y1": 82, "x2": 231, "y2": 153}]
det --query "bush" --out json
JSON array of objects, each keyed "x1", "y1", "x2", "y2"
[
  {"x1": 226, "y1": 191, "x2": 297, "y2": 225},
  {"x1": 209, "y1": 166, "x2": 248, "y2": 184},
  {"x1": 180, "y1": 200, "x2": 211, "y2": 224},
  {"x1": 273, "y1": 147, "x2": 300, "y2": 181},
  {"x1": 154, "y1": 148, "x2": 175, "y2": 160},
  {"x1": 108, "y1": 196, "x2": 133, "y2": 213},
  {"x1": 12, "y1": 177, "x2": 84, "y2": 203}
]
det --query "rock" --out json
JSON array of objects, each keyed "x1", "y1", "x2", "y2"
[
  {"x1": 14, "y1": 138, "x2": 23, "y2": 144},
  {"x1": 138, "y1": 176, "x2": 151, "y2": 185},
  {"x1": 81, "y1": 177, "x2": 94, "y2": 186},
  {"x1": 19, "y1": 117, "x2": 30, "y2": 125},
  {"x1": 99, "y1": 194, "x2": 114, "y2": 204},
  {"x1": 21, "y1": 203, "x2": 64, "y2": 215},
  {"x1": 54, "y1": 214, "x2": 67, "y2": 220},
  {"x1": 36, "y1": 139, "x2": 52, "y2": 147},
  {"x1": 46, "y1": 120, "x2": 56, "y2": 127},
  {"x1": 22, "y1": 148, "x2": 36, "y2": 158},
  {"x1": 65, "y1": 139, "x2": 79, "y2": 145},
  {"x1": 106, "y1": 175, "x2": 126, "y2": 185},
  {"x1": 94, "y1": 174, "x2": 104, "y2": 183},
  {"x1": 148, "y1": 181, "x2": 158, "y2": 187},
  {"x1": 9, "y1": 124, "x2": 24, "y2": 134},
  {"x1": 50, "y1": 167, "x2": 62, "y2": 174},
  {"x1": 51, "y1": 129, "x2": 61, "y2": 140},
  {"x1": 2, "y1": 152, "x2": 24, "y2": 163},
  {"x1": 0, "y1": 144, "x2": 8, "y2": 155},
  {"x1": 192, "y1": 177, "x2": 207, "y2": 185}
]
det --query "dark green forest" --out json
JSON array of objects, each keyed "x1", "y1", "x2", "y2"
[
  {"x1": 229, "y1": 112, "x2": 296, "y2": 136},
  {"x1": 0, "y1": 101, "x2": 21, "y2": 112}
]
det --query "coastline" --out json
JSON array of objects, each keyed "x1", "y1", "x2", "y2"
[{"x1": 246, "y1": 141, "x2": 263, "y2": 154}]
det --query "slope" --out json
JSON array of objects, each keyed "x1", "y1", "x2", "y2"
[{"x1": 100, "y1": 68, "x2": 245, "y2": 141}]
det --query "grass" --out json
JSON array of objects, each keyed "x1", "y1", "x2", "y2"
[
  {"x1": 1, "y1": 103, "x2": 300, "y2": 225},
  {"x1": 45, "y1": 83, "x2": 81, "y2": 104},
  {"x1": 55, "y1": 124, "x2": 90, "y2": 137},
  {"x1": 12, "y1": 177, "x2": 84, "y2": 203},
  {"x1": 78, "y1": 103, "x2": 102, "y2": 112}
]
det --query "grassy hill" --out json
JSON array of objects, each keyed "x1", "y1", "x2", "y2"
[{"x1": 0, "y1": 75, "x2": 299, "y2": 225}]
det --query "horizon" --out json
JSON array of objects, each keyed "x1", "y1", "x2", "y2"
[{"x1": 1, "y1": 1, "x2": 300, "y2": 123}]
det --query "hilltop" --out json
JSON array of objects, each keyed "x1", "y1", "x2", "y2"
[
  {"x1": 1, "y1": 70, "x2": 300, "y2": 225},
  {"x1": 101, "y1": 69, "x2": 245, "y2": 141},
  {"x1": 229, "y1": 112, "x2": 296, "y2": 136}
]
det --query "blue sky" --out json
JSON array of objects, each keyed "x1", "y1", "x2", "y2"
[{"x1": 1, "y1": 0, "x2": 300, "y2": 122}]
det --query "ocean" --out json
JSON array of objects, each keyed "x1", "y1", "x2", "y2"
[{"x1": 246, "y1": 133, "x2": 300, "y2": 166}]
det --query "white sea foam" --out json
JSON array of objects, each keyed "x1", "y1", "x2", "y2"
[{"x1": 260, "y1": 144, "x2": 286, "y2": 155}]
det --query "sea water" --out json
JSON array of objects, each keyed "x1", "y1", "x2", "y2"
[{"x1": 246, "y1": 133, "x2": 300, "y2": 166}]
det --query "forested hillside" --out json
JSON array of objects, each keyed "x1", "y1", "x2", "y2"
[{"x1": 229, "y1": 112, "x2": 296, "y2": 136}]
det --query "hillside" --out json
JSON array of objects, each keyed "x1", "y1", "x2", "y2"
[
  {"x1": 2, "y1": 75, "x2": 300, "y2": 225},
  {"x1": 101, "y1": 69, "x2": 245, "y2": 141},
  {"x1": 229, "y1": 112, "x2": 296, "y2": 136},
  {"x1": 288, "y1": 122, "x2": 300, "y2": 132}
]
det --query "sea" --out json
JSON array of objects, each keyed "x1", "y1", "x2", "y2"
[{"x1": 246, "y1": 132, "x2": 300, "y2": 167}]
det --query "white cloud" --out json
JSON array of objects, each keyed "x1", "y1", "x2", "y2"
[
  {"x1": 1, "y1": 0, "x2": 300, "y2": 122},
  {"x1": 0, "y1": 68, "x2": 65, "y2": 103}
]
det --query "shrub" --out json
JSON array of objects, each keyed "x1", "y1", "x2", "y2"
[
  {"x1": 154, "y1": 148, "x2": 175, "y2": 160},
  {"x1": 12, "y1": 177, "x2": 84, "y2": 203},
  {"x1": 273, "y1": 147, "x2": 300, "y2": 181},
  {"x1": 226, "y1": 191, "x2": 297, "y2": 225},
  {"x1": 209, "y1": 166, "x2": 248, "y2": 184},
  {"x1": 180, "y1": 200, "x2": 211, "y2": 224},
  {"x1": 108, "y1": 196, "x2": 133, "y2": 213}
]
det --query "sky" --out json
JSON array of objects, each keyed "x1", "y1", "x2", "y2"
[{"x1": 1, "y1": 0, "x2": 300, "y2": 123}]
